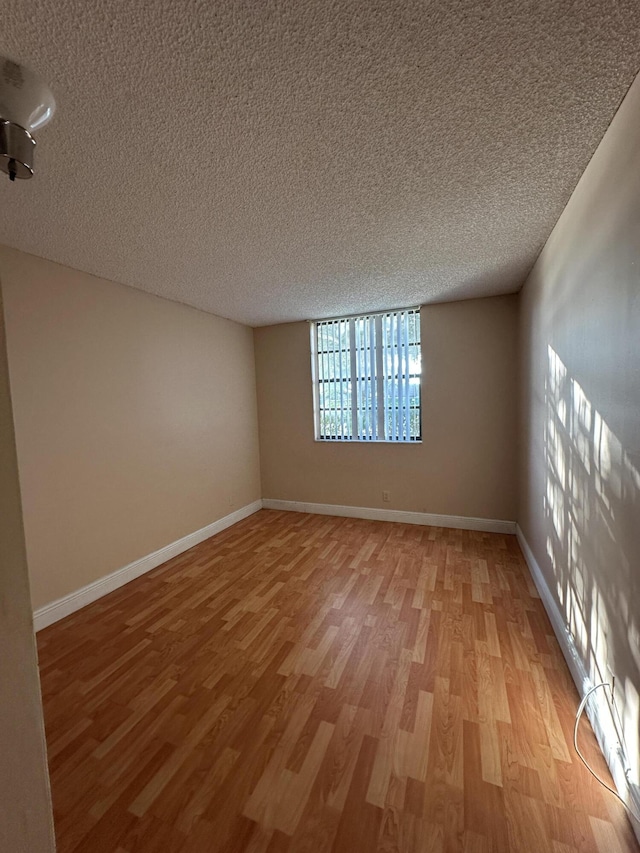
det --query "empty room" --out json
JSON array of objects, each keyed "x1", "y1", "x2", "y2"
[{"x1": 2, "y1": 1, "x2": 640, "y2": 851}]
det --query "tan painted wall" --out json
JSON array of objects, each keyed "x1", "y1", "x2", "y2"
[
  {"x1": 0, "y1": 283, "x2": 55, "y2": 851},
  {"x1": 519, "y1": 74, "x2": 640, "y2": 794},
  {"x1": 254, "y1": 296, "x2": 518, "y2": 521},
  {"x1": 1, "y1": 246, "x2": 261, "y2": 610}
]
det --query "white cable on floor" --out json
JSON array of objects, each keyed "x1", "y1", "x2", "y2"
[{"x1": 573, "y1": 682, "x2": 640, "y2": 824}]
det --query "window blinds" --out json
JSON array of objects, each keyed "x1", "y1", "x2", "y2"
[{"x1": 312, "y1": 308, "x2": 421, "y2": 442}]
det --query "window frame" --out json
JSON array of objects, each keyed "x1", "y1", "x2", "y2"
[{"x1": 310, "y1": 307, "x2": 422, "y2": 444}]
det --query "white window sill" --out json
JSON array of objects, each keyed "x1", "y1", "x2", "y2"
[{"x1": 314, "y1": 439, "x2": 422, "y2": 444}]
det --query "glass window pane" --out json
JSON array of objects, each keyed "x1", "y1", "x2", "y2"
[{"x1": 313, "y1": 309, "x2": 420, "y2": 442}]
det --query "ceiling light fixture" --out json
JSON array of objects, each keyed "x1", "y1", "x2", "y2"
[{"x1": 0, "y1": 56, "x2": 55, "y2": 181}]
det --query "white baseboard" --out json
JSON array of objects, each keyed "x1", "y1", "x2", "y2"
[
  {"x1": 34, "y1": 498, "x2": 512, "y2": 632},
  {"x1": 33, "y1": 500, "x2": 263, "y2": 632},
  {"x1": 262, "y1": 498, "x2": 516, "y2": 534},
  {"x1": 516, "y1": 525, "x2": 640, "y2": 842}
]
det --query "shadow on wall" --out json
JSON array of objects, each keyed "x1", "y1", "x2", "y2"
[{"x1": 544, "y1": 343, "x2": 640, "y2": 798}]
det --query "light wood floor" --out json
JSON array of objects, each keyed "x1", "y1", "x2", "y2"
[{"x1": 37, "y1": 510, "x2": 638, "y2": 852}]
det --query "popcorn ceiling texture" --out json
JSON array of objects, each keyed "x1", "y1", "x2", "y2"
[{"x1": 1, "y1": 0, "x2": 639, "y2": 326}]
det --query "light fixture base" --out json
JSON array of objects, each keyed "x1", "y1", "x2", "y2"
[{"x1": 0, "y1": 120, "x2": 35, "y2": 180}]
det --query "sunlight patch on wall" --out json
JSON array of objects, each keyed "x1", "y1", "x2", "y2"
[{"x1": 544, "y1": 343, "x2": 640, "y2": 792}]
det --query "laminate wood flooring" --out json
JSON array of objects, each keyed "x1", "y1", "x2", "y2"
[{"x1": 37, "y1": 510, "x2": 638, "y2": 852}]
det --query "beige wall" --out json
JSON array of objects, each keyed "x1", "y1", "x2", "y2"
[
  {"x1": 255, "y1": 296, "x2": 518, "y2": 521},
  {"x1": 1, "y1": 247, "x2": 261, "y2": 610},
  {"x1": 519, "y1": 75, "x2": 640, "y2": 796},
  {"x1": 0, "y1": 284, "x2": 55, "y2": 851}
]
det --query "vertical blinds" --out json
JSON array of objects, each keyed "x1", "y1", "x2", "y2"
[{"x1": 313, "y1": 308, "x2": 421, "y2": 441}]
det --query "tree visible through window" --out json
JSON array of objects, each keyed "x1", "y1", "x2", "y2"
[{"x1": 311, "y1": 308, "x2": 421, "y2": 441}]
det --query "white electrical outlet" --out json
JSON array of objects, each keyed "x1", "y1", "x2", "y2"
[{"x1": 382, "y1": 490, "x2": 390, "y2": 502}]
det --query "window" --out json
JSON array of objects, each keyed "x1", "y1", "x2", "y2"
[{"x1": 311, "y1": 307, "x2": 421, "y2": 442}]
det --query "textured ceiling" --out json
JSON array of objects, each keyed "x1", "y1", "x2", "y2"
[{"x1": 1, "y1": 1, "x2": 639, "y2": 326}]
